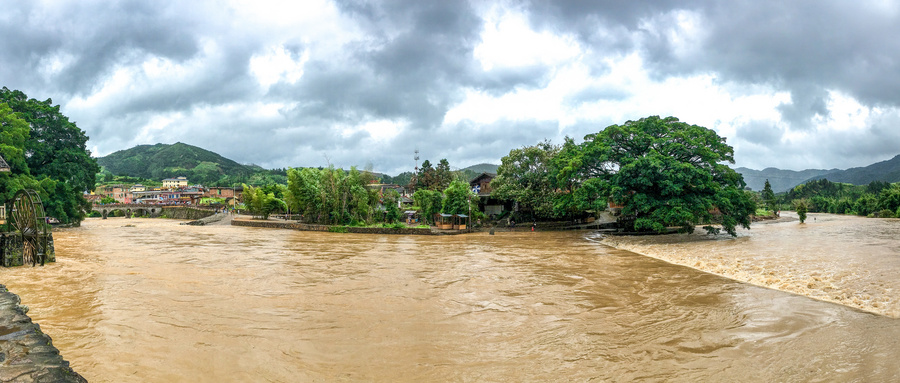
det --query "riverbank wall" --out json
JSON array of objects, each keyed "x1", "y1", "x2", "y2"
[
  {"x1": 0, "y1": 285, "x2": 85, "y2": 382},
  {"x1": 161, "y1": 206, "x2": 216, "y2": 221},
  {"x1": 232, "y1": 219, "x2": 448, "y2": 235}
]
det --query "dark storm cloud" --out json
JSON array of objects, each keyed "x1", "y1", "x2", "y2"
[
  {"x1": 735, "y1": 120, "x2": 784, "y2": 146},
  {"x1": 3, "y1": 0, "x2": 900, "y2": 174},
  {"x1": 527, "y1": 0, "x2": 900, "y2": 125},
  {"x1": 286, "y1": 0, "x2": 556, "y2": 130},
  {"x1": 0, "y1": 1, "x2": 206, "y2": 96},
  {"x1": 515, "y1": 0, "x2": 900, "y2": 170}
]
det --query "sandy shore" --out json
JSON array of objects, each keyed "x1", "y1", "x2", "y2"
[{"x1": 599, "y1": 213, "x2": 900, "y2": 318}]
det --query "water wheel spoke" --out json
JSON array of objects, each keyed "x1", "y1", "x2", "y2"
[{"x1": 9, "y1": 189, "x2": 49, "y2": 266}]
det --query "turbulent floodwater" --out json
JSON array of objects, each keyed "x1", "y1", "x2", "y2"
[
  {"x1": 602, "y1": 212, "x2": 900, "y2": 318},
  {"x1": 2, "y1": 217, "x2": 900, "y2": 381}
]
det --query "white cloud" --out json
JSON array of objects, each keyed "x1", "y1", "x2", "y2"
[
  {"x1": 250, "y1": 46, "x2": 309, "y2": 89},
  {"x1": 474, "y1": 7, "x2": 580, "y2": 71},
  {"x1": 339, "y1": 118, "x2": 405, "y2": 142}
]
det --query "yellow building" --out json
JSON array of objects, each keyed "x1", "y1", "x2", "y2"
[{"x1": 162, "y1": 177, "x2": 189, "y2": 189}]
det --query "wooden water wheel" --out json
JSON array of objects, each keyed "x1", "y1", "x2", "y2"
[{"x1": 10, "y1": 189, "x2": 48, "y2": 266}]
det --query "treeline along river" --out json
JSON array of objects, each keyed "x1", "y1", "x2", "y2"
[{"x1": 2, "y1": 217, "x2": 899, "y2": 381}]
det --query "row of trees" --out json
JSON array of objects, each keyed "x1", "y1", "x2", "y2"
[
  {"x1": 240, "y1": 162, "x2": 481, "y2": 226},
  {"x1": 491, "y1": 116, "x2": 756, "y2": 236},
  {"x1": 764, "y1": 178, "x2": 900, "y2": 218},
  {"x1": 282, "y1": 166, "x2": 384, "y2": 224},
  {"x1": 0, "y1": 88, "x2": 99, "y2": 224}
]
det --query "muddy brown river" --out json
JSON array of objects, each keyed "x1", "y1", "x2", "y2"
[{"x1": 2, "y1": 217, "x2": 900, "y2": 381}]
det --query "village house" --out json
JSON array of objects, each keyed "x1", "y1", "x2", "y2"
[
  {"x1": 95, "y1": 184, "x2": 132, "y2": 203},
  {"x1": 162, "y1": 176, "x2": 189, "y2": 189},
  {"x1": 132, "y1": 186, "x2": 204, "y2": 205},
  {"x1": 202, "y1": 186, "x2": 244, "y2": 205},
  {"x1": 469, "y1": 172, "x2": 508, "y2": 217}
]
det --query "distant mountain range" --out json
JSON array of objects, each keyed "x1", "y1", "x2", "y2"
[
  {"x1": 738, "y1": 154, "x2": 900, "y2": 192},
  {"x1": 805, "y1": 155, "x2": 900, "y2": 185},
  {"x1": 736, "y1": 167, "x2": 837, "y2": 192}
]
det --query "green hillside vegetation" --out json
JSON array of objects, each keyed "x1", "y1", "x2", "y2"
[
  {"x1": 97, "y1": 142, "x2": 286, "y2": 186},
  {"x1": 462, "y1": 163, "x2": 499, "y2": 174},
  {"x1": 774, "y1": 178, "x2": 900, "y2": 218}
]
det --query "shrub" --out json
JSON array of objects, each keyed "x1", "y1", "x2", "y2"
[{"x1": 328, "y1": 226, "x2": 349, "y2": 233}]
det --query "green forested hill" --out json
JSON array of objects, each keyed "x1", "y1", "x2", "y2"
[
  {"x1": 462, "y1": 163, "x2": 499, "y2": 174},
  {"x1": 96, "y1": 142, "x2": 259, "y2": 186}
]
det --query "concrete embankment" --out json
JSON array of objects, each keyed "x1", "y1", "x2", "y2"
[
  {"x1": 161, "y1": 206, "x2": 216, "y2": 220},
  {"x1": 0, "y1": 285, "x2": 85, "y2": 382}
]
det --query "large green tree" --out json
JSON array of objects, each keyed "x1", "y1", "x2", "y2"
[
  {"x1": 242, "y1": 184, "x2": 285, "y2": 219},
  {"x1": 413, "y1": 158, "x2": 454, "y2": 191},
  {"x1": 441, "y1": 180, "x2": 477, "y2": 215},
  {"x1": 762, "y1": 179, "x2": 776, "y2": 211},
  {"x1": 412, "y1": 189, "x2": 443, "y2": 224},
  {"x1": 563, "y1": 116, "x2": 755, "y2": 236},
  {"x1": 1, "y1": 88, "x2": 100, "y2": 223},
  {"x1": 0, "y1": 102, "x2": 39, "y2": 204},
  {"x1": 491, "y1": 141, "x2": 562, "y2": 219},
  {"x1": 285, "y1": 166, "x2": 377, "y2": 225}
]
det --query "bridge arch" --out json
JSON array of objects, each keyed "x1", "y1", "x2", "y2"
[{"x1": 92, "y1": 204, "x2": 165, "y2": 219}]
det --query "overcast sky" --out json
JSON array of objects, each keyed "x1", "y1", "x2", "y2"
[{"x1": 2, "y1": 0, "x2": 899, "y2": 175}]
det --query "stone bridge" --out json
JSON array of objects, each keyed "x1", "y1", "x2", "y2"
[
  {"x1": 92, "y1": 204, "x2": 166, "y2": 219},
  {"x1": 92, "y1": 204, "x2": 218, "y2": 219}
]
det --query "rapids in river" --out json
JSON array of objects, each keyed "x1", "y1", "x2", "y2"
[{"x1": 2, "y1": 216, "x2": 899, "y2": 381}]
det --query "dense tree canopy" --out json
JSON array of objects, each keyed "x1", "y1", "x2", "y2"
[
  {"x1": 0, "y1": 102, "x2": 36, "y2": 205},
  {"x1": 242, "y1": 184, "x2": 286, "y2": 219},
  {"x1": 285, "y1": 166, "x2": 380, "y2": 225},
  {"x1": 779, "y1": 178, "x2": 900, "y2": 218},
  {"x1": 565, "y1": 116, "x2": 755, "y2": 235},
  {"x1": 441, "y1": 180, "x2": 476, "y2": 215},
  {"x1": 412, "y1": 189, "x2": 443, "y2": 224},
  {"x1": 495, "y1": 116, "x2": 755, "y2": 234},
  {"x1": 490, "y1": 141, "x2": 563, "y2": 219},
  {"x1": 762, "y1": 179, "x2": 776, "y2": 211},
  {"x1": 0, "y1": 88, "x2": 100, "y2": 224},
  {"x1": 412, "y1": 158, "x2": 453, "y2": 191}
]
